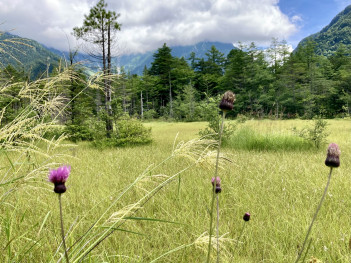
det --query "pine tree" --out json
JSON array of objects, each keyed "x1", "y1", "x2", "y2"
[{"x1": 73, "y1": 0, "x2": 121, "y2": 137}]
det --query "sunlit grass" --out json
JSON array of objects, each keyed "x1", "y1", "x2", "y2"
[{"x1": 0, "y1": 119, "x2": 350, "y2": 262}]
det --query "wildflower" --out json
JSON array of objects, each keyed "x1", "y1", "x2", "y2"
[
  {"x1": 243, "y1": 212, "x2": 251, "y2": 222},
  {"x1": 211, "y1": 176, "x2": 222, "y2": 193},
  {"x1": 48, "y1": 165, "x2": 71, "y2": 194},
  {"x1": 219, "y1": 91, "x2": 235, "y2": 112},
  {"x1": 325, "y1": 143, "x2": 340, "y2": 168}
]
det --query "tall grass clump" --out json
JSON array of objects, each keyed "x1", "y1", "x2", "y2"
[
  {"x1": 49, "y1": 135, "x2": 225, "y2": 262},
  {"x1": 227, "y1": 126, "x2": 312, "y2": 151},
  {"x1": 0, "y1": 43, "x2": 112, "y2": 261}
]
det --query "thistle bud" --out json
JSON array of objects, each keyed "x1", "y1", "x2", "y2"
[
  {"x1": 219, "y1": 91, "x2": 235, "y2": 111},
  {"x1": 243, "y1": 212, "x2": 251, "y2": 222},
  {"x1": 325, "y1": 143, "x2": 340, "y2": 168},
  {"x1": 211, "y1": 176, "x2": 222, "y2": 194},
  {"x1": 215, "y1": 186, "x2": 222, "y2": 194}
]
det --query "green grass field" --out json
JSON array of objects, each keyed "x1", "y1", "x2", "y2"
[{"x1": 1, "y1": 119, "x2": 350, "y2": 262}]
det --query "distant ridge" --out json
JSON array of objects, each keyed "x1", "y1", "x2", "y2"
[
  {"x1": 117, "y1": 41, "x2": 235, "y2": 75},
  {"x1": 0, "y1": 32, "x2": 60, "y2": 78}
]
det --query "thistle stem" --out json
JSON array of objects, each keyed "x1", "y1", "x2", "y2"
[
  {"x1": 59, "y1": 194, "x2": 70, "y2": 263},
  {"x1": 235, "y1": 221, "x2": 246, "y2": 251},
  {"x1": 216, "y1": 194, "x2": 220, "y2": 263},
  {"x1": 206, "y1": 111, "x2": 226, "y2": 263},
  {"x1": 294, "y1": 167, "x2": 333, "y2": 263}
]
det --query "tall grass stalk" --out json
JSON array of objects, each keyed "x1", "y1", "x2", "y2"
[
  {"x1": 207, "y1": 111, "x2": 226, "y2": 263},
  {"x1": 294, "y1": 167, "x2": 333, "y2": 263}
]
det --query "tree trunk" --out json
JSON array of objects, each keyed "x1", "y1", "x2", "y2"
[
  {"x1": 140, "y1": 91, "x2": 143, "y2": 119},
  {"x1": 104, "y1": 21, "x2": 113, "y2": 137},
  {"x1": 169, "y1": 71, "x2": 173, "y2": 118}
]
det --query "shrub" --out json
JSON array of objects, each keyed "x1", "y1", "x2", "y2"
[
  {"x1": 198, "y1": 96, "x2": 236, "y2": 142},
  {"x1": 198, "y1": 113, "x2": 236, "y2": 143},
  {"x1": 114, "y1": 118, "x2": 152, "y2": 146},
  {"x1": 293, "y1": 117, "x2": 329, "y2": 148},
  {"x1": 92, "y1": 118, "x2": 152, "y2": 148},
  {"x1": 64, "y1": 124, "x2": 94, "y2": 142},
  {"x1": 143, "y1": 109, "x2": 158, "y2": 120}
]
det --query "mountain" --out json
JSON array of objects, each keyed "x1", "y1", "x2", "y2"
[
  {"x1": 117, "y1": 41, "x2": 235, "y2": 74},
  {"x1": 0, "y1": 31, "x2": 235, "y2": 76},
  {"x1": 0, "y1": 32, "x2": 61, "y2": 78},
  {"x1": 296, "y1": 5, "x2": 351, "y2": 56}
]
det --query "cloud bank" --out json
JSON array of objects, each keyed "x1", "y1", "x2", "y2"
[{"x1": 0, "y1": 0, "x2": 297, "y2": 54}]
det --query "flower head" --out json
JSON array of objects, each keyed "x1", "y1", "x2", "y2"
[
  {"x1": 243, "y1": 212, "x2": 251, "y2": 222},
  {"x1": 211, "y1": 176, "x2": 222, "y2": 193},
  {"x1": 325, "y1": 143, "x2": 340, "y2": 168},
  {"x1": 48, "y1": 165, "x2": 71, "y2": 194},
  {"x1": 219, "y1": 91, "x2": 235, "y2": 112}
]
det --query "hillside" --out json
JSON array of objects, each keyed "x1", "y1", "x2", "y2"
[
  {"x1": 296, "y1": 5, "x2": 351, "y2": 56},
  {"x1": 0, "y1": 32, "x2": 60, "y2": 78}
]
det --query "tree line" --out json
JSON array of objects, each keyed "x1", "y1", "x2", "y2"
[{"x1": 118, "y1": 39, "x2": 351, "y2": 120}]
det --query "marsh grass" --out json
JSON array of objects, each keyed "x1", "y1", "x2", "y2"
[
  {"x1": 225, "y1": 120, "x2": 316, "y2": 151},
  {"x1": 1, "y1": 120, "x2": 350, "y2": 262}
]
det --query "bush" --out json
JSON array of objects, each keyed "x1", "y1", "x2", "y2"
[
  {"x1": 114, "y1": 119, "x2": 152, "y2": 146},
  {"x1": 92, "y1": 118, "x2": 152, "y2": 148},
  {"x1": 64, "y1": 124, "x2": 94, "y2": 142},
  {"x1": 292, "y1": 117, "x2": 329, "y2": 148},
  {"x1": 198, "y1": 113, "x2": 236, "y2": 143},
  {"x1": 143, "y1": 109, "x2": 158, "y2": 120},
  {"x1": 198, "y1": 96, "x2": 236, "y2": 142}
]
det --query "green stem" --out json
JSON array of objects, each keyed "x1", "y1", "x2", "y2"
[
  {"x1": 59, "y1": 194, "x2": 70, "y2": 263},
  {"x1": 235, "y1": 221, "x2": 246, "y2": 252},
  {"x1": 206, "y1": 111, "x2": 226, "y2": 263},
  {"x1": 294, "y1": 167, "x2": 333, "y2": 263},
  {"x1": 216, "y1": 194, "x2": 220, "y2": 263}
]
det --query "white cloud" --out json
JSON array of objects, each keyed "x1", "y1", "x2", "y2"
[
  {"x1": 291, "y1": 15, "x2": 303, "y2": 23},
  {"x1": 0, "y1": 0, "x2": 298, "y2": 54}
]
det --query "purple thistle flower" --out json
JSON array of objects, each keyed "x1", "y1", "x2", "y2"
[
  {"x1": 325, "y1": 143, "x2": 341, "y2": 168},
  {"x1": 48, "y1": 165, "x2": 71, "y2": 194},
  {"x1": 243, "y1": 212, "x2": 251, "y2": 222}
]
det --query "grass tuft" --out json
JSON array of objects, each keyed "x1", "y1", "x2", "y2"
[{"x1": 226, "y1": 126, "x2": 313, "y2": 151}]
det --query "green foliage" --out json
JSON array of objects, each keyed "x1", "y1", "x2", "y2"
[
  {"x1": 198, "y1": 96, "x2": 236, "y2": 142},
  {"x1": 93, "y1": 117, "x2": 152, "y2": 148},
  {"x1": 293, "y1": 117, "x2": 329, "y2": 148},
  {"x1": 64, "y1": 124, "x2": 94, "y2": 142},
  {"x1": 143, "y1": 109, "x2": 158, "y2": 120}
]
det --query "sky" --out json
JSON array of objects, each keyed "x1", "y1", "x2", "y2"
[{"x1": 0, "y1": 0, "x2": 350, "y2": 55}]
